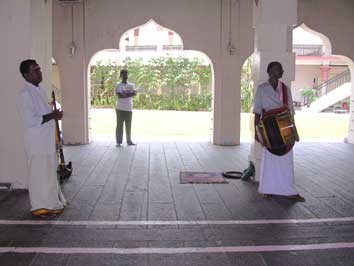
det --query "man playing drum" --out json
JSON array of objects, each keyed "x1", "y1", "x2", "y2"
[{"x1": 253, "y1": 61, "x2": 305, "y2": 201}]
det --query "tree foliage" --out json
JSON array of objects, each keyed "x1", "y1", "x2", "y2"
[
  {"x1": 240, "y1": 57, "x2": 254, "y2": 113},
  {"x1": 90, "y1": 56, "x2": 254, "y2": 112},
  {"x1": 300, "y1": 88, "x2": 317, "y2": 106},
  {"x1": 90, "y1": 56, "x2": 212, "y2": 111}
]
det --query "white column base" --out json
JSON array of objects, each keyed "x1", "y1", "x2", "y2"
[{"x1": 249, "y1": 141, "x2": 262, "y2": 182}]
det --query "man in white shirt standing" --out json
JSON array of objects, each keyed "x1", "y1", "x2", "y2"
[
  {"x1": 253, "y1": 61, "x2": 304, "y2": 202},
  {"x1": 18, "y1": 59, "x2": 66, "y2": 217},
  {"x1": 115, "y1": 69, "x2": 137, "y2": 147}
]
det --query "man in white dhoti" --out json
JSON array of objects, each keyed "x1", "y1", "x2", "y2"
[
  {"x1": 253, "y1": 61, "x2": 304, "y2": 201},
  {"x1": 18, "y1": 59, "x2": 66, "y2": 217}
]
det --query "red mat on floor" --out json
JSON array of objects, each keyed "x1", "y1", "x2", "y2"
[{"x1": 180, "y1": 172, "x2": 228, "y2": 184}]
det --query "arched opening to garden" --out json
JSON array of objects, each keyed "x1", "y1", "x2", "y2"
[
  {"x1": 292, "y1": 23, "x2": 353, "y2": 141},
  {"x1": 239, "y1": 56, "x2": 254, "y2": 142},
  {"x1": 240, "y1": 23, "x2": 353, "y2": 142},
  {"x1": 87, "y1": 20, "x2": 214, "y2": 142},
  {"x1": 52, "y1": 57, "x2": 62, "y2": 105}
]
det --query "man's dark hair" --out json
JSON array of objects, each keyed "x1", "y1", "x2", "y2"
[
  {"x1": 267, "y1": 61, "x2": 282, "y2": 74},
  {"x1": 19, "y1": 59, "x2": 37, "y2": 77},
  {"x1": 120, "y1": 69, "x2": 128, "y2": 76}
]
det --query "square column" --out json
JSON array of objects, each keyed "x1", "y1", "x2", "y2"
[
  {"x1": 53, "y1": 1, "x2": 88, "y2": 144},
  {"x1": 250, "y1": 0, "x2": 297, "y2": 181},
  {"x1": 320, "y1": 65, "x2": 331, "y2": 96},
  {"x1": 0, "y1": 0, "x2": 53, "y2": 188},
  {"x1": 347, "y1": 63, "x2": 354, "y2": 143}
]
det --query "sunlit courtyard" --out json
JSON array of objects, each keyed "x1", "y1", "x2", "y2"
[{"x1": 90, "y1": 108, "x2": 350, "y2": 141}]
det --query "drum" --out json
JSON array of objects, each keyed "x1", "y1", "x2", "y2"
[{"x1": 256, "y1": 106, "x2": 299, "y2": 156}]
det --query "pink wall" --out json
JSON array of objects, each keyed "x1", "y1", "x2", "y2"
[
  {"x1": 53, "y1": 0, "x2": 254, "y2": 145},
  {"x1": 291, "y1": 65, "x2": 321, "y2": 102},
  {"x1": 52, "y1": 0, "x2": 354, "y2": 145},
  {"x1": 298, "y1": 0, "x2": 354, "y2": 142},
  {"x1": 291, "y1": 65, "x2": 349, "y2": 103},
  {"x1": 298, "y1": 0, "x2": 354, "y2": 62},
  {"x1": 0, "y1": 0, "x2": 52, "y2": 188}
]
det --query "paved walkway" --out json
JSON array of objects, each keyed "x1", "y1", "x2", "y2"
[{"x1": 1, "y1": 140, "x2": 354, "y2": 265}]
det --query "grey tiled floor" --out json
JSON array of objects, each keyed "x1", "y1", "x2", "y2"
[{"x1": 1, "y1": 140, "x2": 354, "y2": 266}]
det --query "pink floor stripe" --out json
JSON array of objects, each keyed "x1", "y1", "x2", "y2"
[
  {"x1": 1, "y1": 242, "x2": 354, "y2": 254},
  {"x1": 1, "y1": 217, "x2": 354, "y2": 226}
]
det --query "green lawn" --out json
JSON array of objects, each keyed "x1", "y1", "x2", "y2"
[{"x1": 90, "y1": 108, "x2": 349, "y2": 140}]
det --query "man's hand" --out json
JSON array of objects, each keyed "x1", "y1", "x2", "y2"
[
  {"x1": 255, "y1": 132, "x2": 260, "y2": 143},
  {"x1": 118, "y1": 91, "x2": 136, "y2": 98},
  {"x1": 52, "y1": 109, "x2": 63, "y2": 120},
  {"x1": 254, "y1": 113, "x2": 261, "y2": 143},
  {"x1": 42, "y1": 109, "x2": 63, "y2": 124}
]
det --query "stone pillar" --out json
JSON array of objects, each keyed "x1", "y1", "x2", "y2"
[
  {"x1": 168, "y1": 31, "x2": 173, "y2": 46},
  {"x1": 249, "y1": 0, "x2": 297, "y2": 181},
  {"x1": 320, "y1": 65, "x2": 331, "y2": 96},
  {"x1": 212, "y1": 57, "x2": 242, "y2": 145},
  {"x1": 53, "y1": 1, "x2": 89, "y2": 144},
  {"x1": 347, "y1": 62, "x2": 354, "y2": 143},
  {"x1": 0, "y1": 0, "x2": 53, "y2": 188},
  {"x1": 212, "y1": 0, "x2": 245, "y2": 146},
  {"x1": 134, "y1": 28, "x2": 139, "y2": 46}
]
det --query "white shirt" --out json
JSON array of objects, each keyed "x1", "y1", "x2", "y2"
[
  {"x1": 115, "y1": 82, "x2": 135, "y2": 111},
  {"x1": 18, "y1": 82, "x2": 56, "y2": 157},
  {"x1": 253, "y1": 81, "x2": 295, "y2": 115}
]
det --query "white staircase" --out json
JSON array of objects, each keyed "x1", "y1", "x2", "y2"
[
  {"x1": 302, "y1": 69, "x2": 351, "y2": 113},
  {"x1": 302, "y1": 82, "x2": 351, "y2": 112}
]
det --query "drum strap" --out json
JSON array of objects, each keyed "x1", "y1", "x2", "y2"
[
  {"x1": 261, "y1": 82, "x2": 289, "y2": 115},
  {"x1": 281, "y1": 82, "x2": 288, "y2": 107}
]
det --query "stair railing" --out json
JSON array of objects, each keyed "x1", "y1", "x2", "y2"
[{"x1": 314, "y1": 69, "x2": 351, "y2": 97}]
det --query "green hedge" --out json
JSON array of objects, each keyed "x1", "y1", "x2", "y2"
[
  {"x1": 90, "y1": 56, "x2": 254, "y2": 112},
  {"x1": 90, "y1": 56, "x2": 212, "y2": 111},
  {"x1": 134, "y1": 93, "x2": 212, "y2": 111},
  {"x1": 92, "y1": 92, "x2": 212, "y2": 111}
]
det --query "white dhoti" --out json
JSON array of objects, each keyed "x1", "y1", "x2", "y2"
[
  {"x1": 258, "y1": 148, "x2": 298, "y2": 196},
  {"x1": 19, "y1": 81, "x2": 67, "y2": 214},
  {"x1": 28, "y1": 153, "x2": 66, "y2": 212}
]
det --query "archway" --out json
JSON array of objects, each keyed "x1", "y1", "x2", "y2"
[
  {"x1": 239, "y1": 23, "x2": 353, "y2": 142},
  {"x1": 240, "y1": 54, "x2": 254, "y2": 142},
  {"x1": 52, "y1": 57, "x2": 62, "y2": 105},
  {"x1": 292, "y1": 23, "x2": 353, "y2": 141},
  {"x1": 87, "y1": 20, "x2": 215, "y2": 142}
]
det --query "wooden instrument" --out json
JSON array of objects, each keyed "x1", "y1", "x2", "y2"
[
  {"x1": 256, "y1": 106, "x2": 299, "y2": 156},
  {"x1": 256, "y1": 82, "x2": 299, "y2": 156},
  {"x1": 52, "y1": 91, "x2": 72, "y2": 182}
]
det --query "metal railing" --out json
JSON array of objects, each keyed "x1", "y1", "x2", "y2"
[
  {"x1": 293, "y1": 44, "x2": 323, "y2": 56},
  {"x1": 124, "y1": 44, "x2": 324, "y2": 55},
  {"x1": 315, "y1": 69, "x2": 351, "y2": 97},
  {"x1": 124, "y1": 45, "x2": 184, "y2": 51},
  {"x1": 162, "y1": 45, "x2": 183, "y2": 50},
  {"x1": 125, "y1": 45, "x2": 157, "y2": 52}
]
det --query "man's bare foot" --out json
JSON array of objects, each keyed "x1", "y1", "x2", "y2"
[
  {"x1": 263, "y1": 194, "x2": 272, "y2": 199},
  {"x1": 288, "y1": 194, "x2": 305, "y2": 202},
  {"x1": 37, "y1": 213, "x2": 59, "y2": 219},
  {"x1": 31, "y1": 208, "x2": 64, "y2": 219}
]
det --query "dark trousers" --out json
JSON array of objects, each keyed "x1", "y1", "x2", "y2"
[{"x1": 116, "y1": 109, "x2": 132, "y2": 144}]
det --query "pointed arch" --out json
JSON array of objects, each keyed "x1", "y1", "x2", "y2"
[
  {"x1": 117, "y1": 19, "x2": 184, "y2": 52},
  {"x1": 293, "y1": 23, "x2": 354, "y2": 142},
  {"x1": 295, "y1": 23, "x2": 332, "y2": 56},
  {"x1": 86, "y1": 20, "x2": 216, "y2": 141}
]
